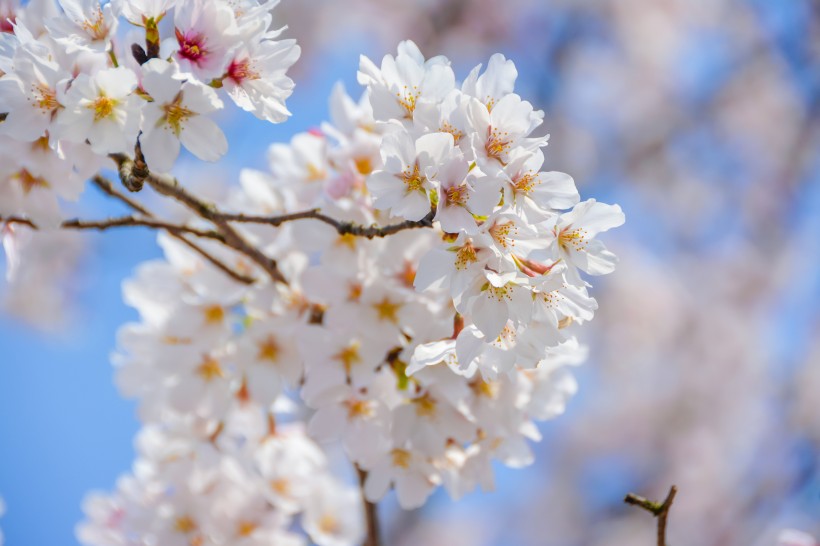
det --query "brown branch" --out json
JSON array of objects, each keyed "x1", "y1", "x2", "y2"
[
  {"x1": 624, "y1": 485, "x2": 678, "y2": 546},
  {"x1": 0, "y1": 113, "x2": 7, "y2": 122},
  {"x1": 1, "y1": 214, "x2": 224, "y2": 240},
  {"x1": 90, "y1": 176, "x2": 256, "y2": 285},
  {"x1": 91, "y1": 175, "x2": 152, "y2": 216},
  {"x1": 356, "y1": 467, "x2": 381, "y2": 546},
  {"x1": 218, "y1": 209, "x2": 436, "y2": 239},
  {"x1": 109, "y1": 153, "x2": 288, "y2": 284}
]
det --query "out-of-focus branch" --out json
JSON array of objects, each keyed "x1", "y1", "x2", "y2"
[
  {"x1": 356, "y1": 467, "x2": 381, "y2": 546},
  {"x1": 109, "y1": 153, "x2": 288, "y2": 284},
  {"x1": 0, "y1": 113, "x2": 7, "y2": 122},
  {"x1": 90, "y1": 175, "x2": 257, "y2": 285},
  {"x1": 91, "y1": 175, "x2": 152, "y2": 216},
  {"x1": 624, "y1": 485, "x2": 678, "y2": 546},
  {"x1": 219, "y1": 209, "x2": 436, "y2": 239}
]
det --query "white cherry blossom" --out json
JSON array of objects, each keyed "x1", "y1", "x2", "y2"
[
  {"x1": 139, "y1": 58, "x2": 228, "y2": 172},
  {"x1": 0, "y1": 43, "x2": 68, "y2": 142},
  {"x1": 58, "y1": 66, "x2": 141, "y2": 154},
  {"x1": 47, "y1": 0, "x2": 120, "y2": 52},
  {"x1": 540, "y1": 198, "x2": 626, "y2": 284},
  {"x1": 357, "y1": 39, "x2": 455, "y2": 123},
  {"x1": 367, "y1": 130, "x2": 455, "y2": 221}
]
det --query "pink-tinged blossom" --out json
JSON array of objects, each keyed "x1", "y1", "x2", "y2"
[
  {"x1": 139, "y1": 59, "x2": 228, "y2": 172},
  {"x1": 172, "y1": 0, "x2": 242, "y2": 80},
  {"x1": 223, "y1": 36, "x2": 300, "y2": 123},
  {"x1": 0, "y1": 1, "x2": 18, "y2": 34}
]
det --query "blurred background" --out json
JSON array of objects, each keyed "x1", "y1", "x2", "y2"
[{"x1": 1, "y1": 0, "x2": 819, "y2": 544}]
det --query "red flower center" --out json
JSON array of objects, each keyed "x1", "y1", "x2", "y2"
[
  {"x1": 175, "y1": 28, "x2": 207, "y2": 63},
  {"x1": 0, "y1": 11, "x2": 16, "y2": 33},
  {"x1": 226, "y1": 58, "x2": 261, "y2": 85}
]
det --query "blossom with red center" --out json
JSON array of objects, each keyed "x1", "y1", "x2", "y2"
[
  {"x1": 0, "y1": 3, "x2": 16, "y2": 34},
  {"x1": 172, "y1": 0, "x2": 242, "y2": 80},
  {"x1": 175, "y1": 28, "x2": 207, "y2": 63},
  {"x1": 221, "y1": 36, "x2": 300, "y2": 123}
]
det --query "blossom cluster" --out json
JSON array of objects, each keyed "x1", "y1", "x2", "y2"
[
  {"x1": 74, "y1": 40, "x2": 623, "y2": 542},
  {"x1": 1, "y1": 0, "x2": 623, "y2": 539},
  {"x1": 0, "y1": 0, "x2": 299, "y2": 226},
  {"x1": 78, "y1": 418, "x2": 363, "y2": 546}
]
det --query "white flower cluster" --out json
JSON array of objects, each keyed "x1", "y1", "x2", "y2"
[
  {"x1": 0, "y1": 0, "x2": 299, "y2": 225},
  {"x1": 79, "y1": 419, "x2": 363, "y2": 546},
  {"x1": 85, "y1": 40, "x2": 624, "y2": 535}
]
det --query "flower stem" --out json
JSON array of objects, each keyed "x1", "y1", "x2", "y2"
[
  {"x1": 356, "y1": 467, "x2": 382, "y2": 546},
  {"x1": 624, "y1": 485, "x2": 678, "y2": 546}
]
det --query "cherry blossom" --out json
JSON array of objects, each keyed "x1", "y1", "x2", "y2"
[
  {"x1": 0, "y1": 6, "x2": 624, "y2": 539},
  {"x1": 367, "y1": 130, "x2": 455, "y2": 221},
  {"x1": 58, "y1": 66, "x2": 141, "y2": 154},
  {"x1": 139, "y1": 58, "x2": 228, "y2": 172}
]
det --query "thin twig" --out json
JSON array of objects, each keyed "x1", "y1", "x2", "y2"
[
  {"x1": 624, "y1": 485, "x2": 678, "y2": 546},
  {"x1": 110, "y1": 153, "x2": 288, "y2": 284},
  {"x1": 219, "y1": 209, "x2": 436, "y2": 239},
  {"x1": 90, "y1": 176, "x2": 256, "y2": 285},
  {"x1": 356, "y1": 467, "x2": 381, "y2": 546},
  {"x1": 1, "y1": 215, "x2": 224, "y2": 240},
  {"x1": 91, "y1": 175, "x2": 152, "y2": 215}
]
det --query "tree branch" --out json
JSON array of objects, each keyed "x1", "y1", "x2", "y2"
[
  {"x1": 1, "y1": 215, "x2": 224, "y2": 240},
  {"x1": 624, "y1": 485, "x2": 678, "y2": 546},
  {"x1": 91, "y1": 175, "x2": 152, "y2": 216},
  {"x1": 356, "y1": 467, "x2": 381, "y2": 546},
  {"x1": 110, "y1": 153, "x2": 288, "y2": 284},
  {"x1": 219, "y1": 209, "x2": 436, "y2": 239},
  {"x1": 90, "y1": 176, "x2": 257, "y2": 285}
]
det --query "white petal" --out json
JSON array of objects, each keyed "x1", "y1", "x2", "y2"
[
  {"x1": 308, "y1": 406, "x2": 346, "y2": 442},
  {"x1": 179, "y1": 115, "x2": 227, "y2": 162},
  {"x1": 470, "y1": 294, "x2": 508, "y2": 339},
  {"x1": 364, "y1": 466, "x2": 392, "y2": 502},
  {"x1": 415, "y1": 132, "x2": 453, "y2": 169},
  {"x1": 139, "y1": 59, "x2": 180, "y2": 103},
  {"x1": 140, "y1": 127, "x2": 180, "y2": 172}
]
